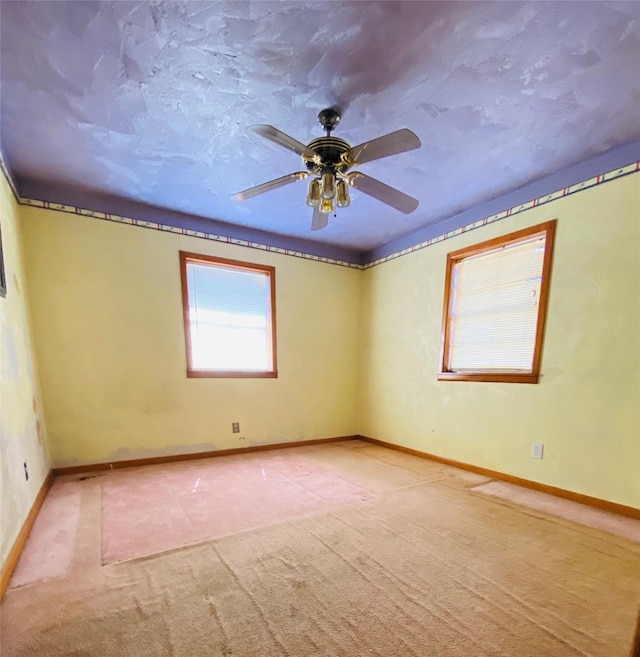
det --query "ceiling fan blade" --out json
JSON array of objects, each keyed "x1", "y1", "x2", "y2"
[
  {"x1": 311, "y1": 204, "x2": 329, "y2": 231},
  {"x1": 233, "y1": 171, "x2": 309, "y2": 201},
  {"x1": 348, "y1": 172, "x2": 419, "y2": 214},
  {"x1": 350, "y1": 128, "x2": 421, "y2": 165},
  {"x1": 250, "y1": 125, "x2": 319, "y2": 161}
]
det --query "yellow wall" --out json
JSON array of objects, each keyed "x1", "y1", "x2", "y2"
[
  {"x1": 0, "y1": 174, "x2": 50, "y2": 567},
  {"x1": 358, "y1": 174, "x2": 640, "y2": 507},
  {"x1": 20, "y1": 207, "x2": 361, "y2": 467},
  {"x1": 16, "y1": 172, "x2": 640, "y2": 507}
]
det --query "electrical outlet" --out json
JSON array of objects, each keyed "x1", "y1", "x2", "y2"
[
  {"x1": 531, "y1": 443, "x2": 544, "y2": 459},
  {"x1": 232, "y1": 422, "x2": 240, "y2": 434},
  {"x1": 23, "y1": 462, "x2": 29, "y2": 481}
]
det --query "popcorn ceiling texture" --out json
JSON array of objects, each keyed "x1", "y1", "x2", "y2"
[{"x1": 1, "y1": 1, "x2": 638, "y2": 249}]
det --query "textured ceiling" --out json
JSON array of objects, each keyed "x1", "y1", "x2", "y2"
[{"x1": 1, "y1": 1, "x2": 639, "y2": 251}]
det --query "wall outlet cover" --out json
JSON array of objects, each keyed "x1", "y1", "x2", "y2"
[{"x1": 531, "y1": 443, "x2": 544, "y2": 459}]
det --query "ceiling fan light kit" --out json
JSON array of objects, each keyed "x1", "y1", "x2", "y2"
[
  {"x1": 234, "y1": 108, "x2": 422, "y2": 230},
  {"x1": 336, "y1": 179, "x2": 350, "y2": 208},
  {"x1": 306, "y1": 179, "x2": 320, "y2": 207}
]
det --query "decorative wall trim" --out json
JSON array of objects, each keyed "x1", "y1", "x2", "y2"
[
  {"x1": 1, "y1": 470, "x2": 54, "y2": 598},
  {"x1": 18, "y1": 197, "x2": 363, "y2": 270},
  {"x1": 4, "y1": 145, "x2": 638, "y2": 270},
  {"x1": 53, "y1": 435, "x2": 358, "y2": 475},
  {"x1": 359, "y1": 435, "x2": 640, "y2": 520},
  {"x1": 363, "y1": 161, "x2": 640, "y2": 269}
]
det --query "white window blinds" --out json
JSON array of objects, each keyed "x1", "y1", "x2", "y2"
[
  {"x1": 186, "y1": 262, "x2": 273, "y2": 371},
  {"x1": 447, "y1": 234, "x2": 547, "y2": 373}
]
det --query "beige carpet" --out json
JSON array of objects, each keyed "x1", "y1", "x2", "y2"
[
  {"x1": 471, "y1": 480, "x2": 640, "y2": 543},
  {"x1": 2, "y1": 440, "x2": 639, "y2": 656}
]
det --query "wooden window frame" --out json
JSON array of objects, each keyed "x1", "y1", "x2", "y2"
[
  {"x1": 438, "y1": 220, "x2": 557, "y2": 384},
  {"x1": 179, "y1": 251, "x2": 278, "y2": 379}
]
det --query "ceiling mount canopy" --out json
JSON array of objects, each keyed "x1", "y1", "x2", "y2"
[
  {"x1": 317, "y1": 107, "x2": 341, "y2": 136},
  {"x1": 233, "y1": 108, "x2": 422, "y2": 231}
]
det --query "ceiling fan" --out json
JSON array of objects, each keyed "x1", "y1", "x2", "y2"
[{"x1": 233, "y1": 108, "x2": 422, "y2": 231}]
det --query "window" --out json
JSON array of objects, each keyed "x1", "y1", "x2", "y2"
[
  {"x1": 439, "y1": 220, "x2": 556, "y2": 383},
  {"x1": 179, "y1": 252, "x2": 277, "y2": 378}
]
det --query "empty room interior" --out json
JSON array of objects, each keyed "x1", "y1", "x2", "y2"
[{"x1": 1, "y1": 2, "x2": 639, "y2": 656}]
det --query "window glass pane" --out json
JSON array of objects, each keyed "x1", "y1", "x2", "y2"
[
  {"x1": 448, "y1": 235, "x2": 546, "y2": 373},
  {"x1": 186, "y1": 261, "x2": 272, "y2": 371}
]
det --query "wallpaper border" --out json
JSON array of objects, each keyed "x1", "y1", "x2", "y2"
[
  {"x1": 363, "y1": 161, "x2": 639, "y2": 269},
  {"x1": 2, "y1": 149, "x2": 638, "y2": 270}
]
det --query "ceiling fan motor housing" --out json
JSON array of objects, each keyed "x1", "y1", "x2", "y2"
[{"x1": 303, "y1": 137, "x2": 353, "y2": 175}]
